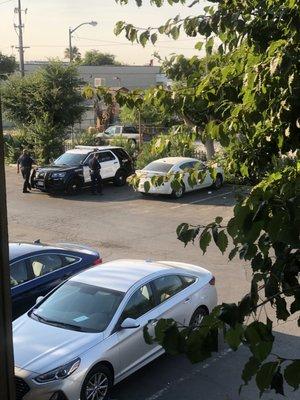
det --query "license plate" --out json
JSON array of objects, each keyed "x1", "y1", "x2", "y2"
[{"x1": 36, "y1": 180, "x2": 44, "y2": 187}]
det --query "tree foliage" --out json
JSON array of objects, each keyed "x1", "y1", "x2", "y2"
[
  {"x1": 81, "y1": 50, "x2": 120, "y2": 66},
  {"x1": 64, "y1": 46, "x2": 81, "y2": 62},
  {"x1": 2, "y1": 61, "x2": 85, "y2": 163},
  {"x1": 0, "y1": 52, "x2": 17, "y2": 77},
  {"x1": 113, "y1": 0, "x2": 300, "y2": 395}
]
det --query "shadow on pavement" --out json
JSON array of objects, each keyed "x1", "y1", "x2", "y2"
[
  {"x1": 31, "y1": 184, "x2": 248, "y2": 207},
  {"x1": 111, "y1": 331, "x2": 300, "y2": 400}
]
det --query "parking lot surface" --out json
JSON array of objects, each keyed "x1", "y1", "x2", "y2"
[{"x1": 6, "y1": 166, "x2": 300, "y2": 399}]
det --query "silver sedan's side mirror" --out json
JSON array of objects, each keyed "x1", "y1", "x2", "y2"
[
  {"x1": 120, "y1": 318, "x2": 140, "y2": 329},
  {"x1": 36, "y1": 296, "x2": 44, "y2": 304}
]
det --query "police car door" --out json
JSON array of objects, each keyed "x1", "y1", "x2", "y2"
[{"x1": 98, "y1": 151, "x2": 119, "y2": 179}]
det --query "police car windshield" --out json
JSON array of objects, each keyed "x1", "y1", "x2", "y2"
[{"x1": 53, "y1": 152, "x2": 86, "y2": 166}]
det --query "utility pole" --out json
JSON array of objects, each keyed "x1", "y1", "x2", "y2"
[
  {"x1": 14, "y1": 0, "x2": 26, "y2": 77},
  {"x1": 0, "y1": 91, "x2": 15, "y2": 400}
]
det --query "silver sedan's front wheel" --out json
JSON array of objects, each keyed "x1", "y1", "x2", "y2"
[{"x1": 81, "y1": 366, "x2": 112, "y2": 400}]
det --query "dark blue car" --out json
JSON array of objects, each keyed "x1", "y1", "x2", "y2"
[{"x1": 10, "y1": 241, "x2": 102, "y2": 320}]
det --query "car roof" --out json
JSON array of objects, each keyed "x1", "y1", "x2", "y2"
[
  {"x1": 71, "y1": 259, "x2": 210, "y2": 293},
  {"x1": 9, "y1": 242, "x2": 97, "y2": 261},
  {"x1": 148, "y1": 157, "x2": 198, "y2": 165},
  {"x1": 71, "y1": 146, "x2": 120, "y2": 154}
]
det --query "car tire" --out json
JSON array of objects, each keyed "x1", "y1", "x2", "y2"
[
  {"x1": 171, "y1": 184, "x2": 185, "y2": 199},
  {"x1": 189, "y1": 306, "x2": 208, "y2": 329},
  {"x1": 213, "y1": 173, "x2": 223, "y2": 190},
  {"x1": 65, "y1": 178, "x2": 80, "y2": 195},
  {"x1": 80, "y1": 365, "x2": 113, "y2": 400},
  {"x1": 113, "y1": 170, "x2": 127, "y2": 186}
]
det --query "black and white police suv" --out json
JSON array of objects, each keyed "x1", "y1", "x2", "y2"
[{"x1": 33, "y1": 146, "x2": 135, "y2": 194}]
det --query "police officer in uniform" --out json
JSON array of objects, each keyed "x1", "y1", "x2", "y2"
[
  {"x1": 88, "y1": 153, "x2": 103, "y2": 195},
  {"x1": 17, "y1": 149, "x2": 36, "y2": 193}
]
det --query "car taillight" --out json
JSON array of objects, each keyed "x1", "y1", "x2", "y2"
[
  {"x1": 93, "y1": 258, "x2": 102, "y2": 265},
  {"x1": 209, "y1": 276, "x2": 215, "y2": 285}
]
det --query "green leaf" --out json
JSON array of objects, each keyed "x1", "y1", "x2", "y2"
[
  {"x1": 244, "y1": 321, "x2": 274, "y2": 362},
  {"x1": 225, "y1": 323, "x2": 244, "y2": 350},
  {"x1": 240, "y1": 163, "x2": 249, "y2": 177},
  {"x1": 199, "y1": 230, "x2": 211, "y2": 254},
  {"x1": 216, "y1": 230, "x2": 228, "y2": 254},
  {"x1": 275, "y1": 296, "x2": 290, "y2": 321},
  {"x1": 284, "y1": 360, "x2": 300, "y2": 390},
  {"x1": 151, "y1": 33, "x2": 158, "y2": 45},
  {"x1": 218, "y1": 303, "x2": 240, "y2": 328},
  {"x1": 229, "y1": 246, "x2": 239, "y2": 261},
  {"x1": 270, "y1": 367, "x2": 284, "y2": 396},
  {"x1": 195, "y1": 41, "x2": 203, "y2": 51},
  {"x1": 256, "y1": 362, "x2": 278, "y2": 394},
  {"x1": 143, "y1": 180, "x2": 150, "y2": 192},
  {"x1": 215, "y1": 216, "x2": 223, "y2": 224},
  {"x1": 241, "y1": 356, "x2": 260, "y2": 385}
]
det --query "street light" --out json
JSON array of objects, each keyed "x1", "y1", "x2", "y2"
[{"x1": 68, "y1": 21, "x2": 97, "y2": 62}]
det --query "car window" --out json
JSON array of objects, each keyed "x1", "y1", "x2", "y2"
[
  {"x1": 29, "y1": 254, "x2": 64, "y2": 278},
  {"x1": 115, "y1": 126, "x2": 122, "y2": 134},
  {"x1": 143, "y1": 161, "x2": 174, "y2": 173},
  {"x1": 104, "y1": 126, "x2": 115, "y2": 135},
  {"x1": 10, "y1": 260, "x2": 30, "y2": 286},
  {"x1": 123, "y1": 126, "x2": 137, "y2": 133},
  {"x1": 153, "y1": 275, "x2": 185, "y2": 304},
  {"x1": 122, "y1": 284, "x2": 155, "y2": 320},
  {"x1": 31, "y1": 281, "x2": 124, "y2": 333},
  {"x1": 180, "y1": 161, "x2": 202, "y2": 171},
  {"x1": 62, "y1": 255, "x2": 80, "y2": 266},
  {"x1": 181, "y1": 275, "x2": 196, "y2": 288},
  {"x1": 99, "y1": 151, "x2": 116, "y2": 162}
]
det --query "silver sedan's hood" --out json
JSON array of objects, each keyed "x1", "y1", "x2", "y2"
[{"x1": 13, "y1": 315, "x2": 104, "y2": 373}]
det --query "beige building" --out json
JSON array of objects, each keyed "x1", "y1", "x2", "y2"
[{"x1": 20, "y1": 63, "x2": 168, "y2": 131}]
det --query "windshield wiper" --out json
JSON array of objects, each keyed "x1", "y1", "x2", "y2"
[{"x1": 31, "y1": 312, "x2": 83, "y2": 331}]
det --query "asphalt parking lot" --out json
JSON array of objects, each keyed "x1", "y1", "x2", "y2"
[{"x1": 6, "y1": 165, "x2": 300, "y2": 400}]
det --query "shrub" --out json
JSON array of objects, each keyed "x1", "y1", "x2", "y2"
[{"x1": 135, "y1": 130, "x2": 197, "y2": 169}]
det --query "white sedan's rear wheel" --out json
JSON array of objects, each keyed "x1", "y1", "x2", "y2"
[
  {"x1": 189, "y1": 307, "x2": 208, "y2": 329},
  {"x1": 213, "y1": 174, "x2": 223, "y2": 190},
  {"x1": 172, "y1": 184, "x2": 185, "y2": 199}
]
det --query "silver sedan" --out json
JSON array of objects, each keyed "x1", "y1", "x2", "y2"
[{"x1": 13, "y1": 259, "x2": 217, "y2": 400}]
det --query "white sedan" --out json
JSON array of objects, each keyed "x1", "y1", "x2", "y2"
[
  {"x1": 137, "y1": 157, "x2": 224, "y2": 198},
  {"x1": 13, "y1": 259, "x2": 217, "y2": 400}
]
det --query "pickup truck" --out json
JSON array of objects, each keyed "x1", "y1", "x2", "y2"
[{"x1": 96, "y1": 125, "x2": 140, "y2": 143}]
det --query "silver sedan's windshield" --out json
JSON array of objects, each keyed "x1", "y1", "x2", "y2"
[{"x1": 31, "y1": 281, "x2": 124, "y2": 333}]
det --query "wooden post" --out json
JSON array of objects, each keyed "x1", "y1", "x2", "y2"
[{"x1": 0, "y1": 93, "x2": 15, "y2": 399}]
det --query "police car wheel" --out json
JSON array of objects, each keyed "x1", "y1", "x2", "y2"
[
  {"x1": 114, "y1": 171, "x2": 126, "y2": 187},
  {"x1": 65, "y1": 179, "x2": 80, "y2": 195}
]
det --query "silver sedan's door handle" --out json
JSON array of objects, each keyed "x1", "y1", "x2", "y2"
[{"x1": 184, "y1": 298, "x2": 191, "y2": 304}]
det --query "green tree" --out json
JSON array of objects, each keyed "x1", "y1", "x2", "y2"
[
  {"x1": 0, "y1": 52, "x2": 17, "y2": 77},
  {"x1": 81, "y1": 50, "x2": 120, "y2": 66},
  {"x1": 113, "y1": 0, "x2": 300, "y2": 396},
  {"x1": 64, "y1": 46, "x2": 81, "y2": 62},
  {"x1": 119, "y1": 90, "x2": 178, "y2": 127},
  {"x1": 2, "y1": 61, "x2": 85, "y2": 163}
]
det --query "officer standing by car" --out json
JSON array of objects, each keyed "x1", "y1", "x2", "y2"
[
  {"x1": 89, "y1": 153, "x2": 103, "y2": 195},
  {"x1": 17, "y1": 149, "x2": 36, "y2": 193}
]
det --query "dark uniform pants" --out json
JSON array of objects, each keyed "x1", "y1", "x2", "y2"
[
  {"x1": 21, "y1": 167, "x2": 31, "y2": 192},
  {"x1": 90, "y1": 171, "x2": 103, "y2": 194}
]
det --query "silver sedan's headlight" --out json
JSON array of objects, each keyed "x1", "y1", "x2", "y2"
[
  {"x1": 34, "y1": 358, "x2": 80, "y2": 383},
  {"x1": 52, "y1": 172, "x2": 66, "y2": 179}
]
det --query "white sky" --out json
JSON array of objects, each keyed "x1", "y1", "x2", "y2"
[{"x1": 0, "y1": 0, "x2": 208, "y2": 65}]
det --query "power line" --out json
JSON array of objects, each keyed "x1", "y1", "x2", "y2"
[{"x1": 0, "y1": 0, "x2": 13, "y2": 5}]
